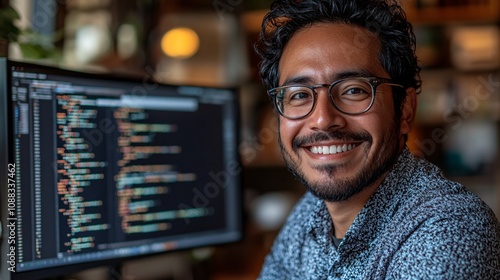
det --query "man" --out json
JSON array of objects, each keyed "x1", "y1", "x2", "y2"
[{"x1": 255, "y1": 0, "x2": 500, "y2": 279}]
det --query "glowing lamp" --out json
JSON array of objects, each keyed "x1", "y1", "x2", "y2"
[{"x1": 161, "y1": 27, "x2": 200, "y2": 59}]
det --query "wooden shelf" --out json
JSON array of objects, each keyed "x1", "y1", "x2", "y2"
[{"x1": 402, "y1": 1, "x2": 500, "y2": 25}]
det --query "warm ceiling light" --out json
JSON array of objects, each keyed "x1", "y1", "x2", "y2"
[{"x1": 161, "y1": 27, "x2": 200, "y2": 59}]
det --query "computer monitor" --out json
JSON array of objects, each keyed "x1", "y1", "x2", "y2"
[{"x1": 0, "y1": 59, "x2": 242, "y2": 280}]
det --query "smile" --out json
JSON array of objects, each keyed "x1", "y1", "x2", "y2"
[{"x1": 309, "y1": 143, "x2": 357, "y2": 155}]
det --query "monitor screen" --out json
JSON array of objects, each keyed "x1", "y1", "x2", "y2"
[{"x1": 0, "y1": 59, "x2": 242, "y2": 280}]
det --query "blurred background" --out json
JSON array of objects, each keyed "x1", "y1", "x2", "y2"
[{"x1": 1, "y1": 0, "x2": 499, "y2": 279}]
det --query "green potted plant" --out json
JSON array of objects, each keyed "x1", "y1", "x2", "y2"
[
  {"x1": 0, "y1": 4, "x2": 21, "y2": 56},
  {"x1": 0, "y1": 4, "x2": 60, "y2": 61}
]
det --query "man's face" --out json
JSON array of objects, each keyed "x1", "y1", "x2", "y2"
[{"x1": 277, "y1": 23, "x2": 412, "y2": 202}]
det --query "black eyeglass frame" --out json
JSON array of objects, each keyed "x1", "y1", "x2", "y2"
[{"x1": 267, "y1": 76, "x2": 404, "y2": 120}]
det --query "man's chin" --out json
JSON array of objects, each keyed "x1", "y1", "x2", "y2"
[
  {"x1": 309, "y1": 163, "x2": 344, "y2": 176},
  {"x1": 303, "y1": 175, "x2": 362, "y2": 201}
]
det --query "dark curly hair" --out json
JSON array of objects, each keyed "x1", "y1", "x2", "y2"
[{"x1": 255, "y1": 0, "x2": 422, "y2": 117}]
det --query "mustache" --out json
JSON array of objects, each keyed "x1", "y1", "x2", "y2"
[{"x1": 292, "y1": 130, "x2": 372, "y2": 150}]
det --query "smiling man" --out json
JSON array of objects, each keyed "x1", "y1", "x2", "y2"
[{"x1": 255, "y1": 0, "x2": 500, "y2": 279}]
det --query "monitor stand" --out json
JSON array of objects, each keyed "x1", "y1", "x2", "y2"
[{"x1": 109, "y1": 263, "x2": 123, "y2": 280}]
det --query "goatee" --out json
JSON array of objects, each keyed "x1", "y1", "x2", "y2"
[{"x1": 278, "y1": 127, "x2": 400, "y2": 202}]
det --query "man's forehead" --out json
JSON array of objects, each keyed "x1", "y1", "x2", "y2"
[{"x1": 278, "y1": 23, "x2": 384, "y2": 85}]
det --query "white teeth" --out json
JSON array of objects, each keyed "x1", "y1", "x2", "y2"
[
  {"x1": 329, "y1": 146, "x2": 336, "y2": 154},
  {"x1": 310, "y1": 143, "x2": 357, "y2": 155},
  {"x1": 322, "y1": 146, "x2": 329, "y2": 154}
]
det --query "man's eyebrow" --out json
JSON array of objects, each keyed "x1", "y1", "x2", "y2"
[
  {"x1": 281, "y1": 76, "x2": 313, "y2": 86},
  {"x1": 280, "y1": 70, "x2": 377, "y2": 86},
  {"x1": 333, "y1": 70, "x2": 375, "y2": 80}
]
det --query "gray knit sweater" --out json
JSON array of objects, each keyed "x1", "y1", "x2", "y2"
[{"x1": 258, "y1": 148, "x2": 500, "y2": 279}]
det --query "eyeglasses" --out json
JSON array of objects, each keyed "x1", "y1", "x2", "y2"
[{"x1": 267, "y1": 77, "x2": 404, "y2": 120}]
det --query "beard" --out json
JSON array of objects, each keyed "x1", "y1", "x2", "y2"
[{"x1": 278, "y1": 123, "x2": 401, "y2": 202}]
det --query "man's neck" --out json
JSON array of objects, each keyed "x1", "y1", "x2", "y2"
[
  {"x1": 325, "y1": 144, "x2": 406, "y2": 239},
  {"x1": 324, "y1": 180, "x2": 382, "y2": 239}
]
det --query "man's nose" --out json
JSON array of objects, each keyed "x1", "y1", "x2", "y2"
[{"x1": 306, "y1": 88, "x2": 347, "y2": 131}]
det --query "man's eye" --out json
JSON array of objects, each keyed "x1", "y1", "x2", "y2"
[
  {"x1": 343, "y1": 87, "x2": 368, "y2": 95},
  {"x1": 336, "y1": 81, "x2": 372, "y2": 101},
  {"x1": 284, "y1": 89, "x2": 313, "y2": 107},
  {"x1": 289, "y1": 91, "x2": 312, "y2": 100}
]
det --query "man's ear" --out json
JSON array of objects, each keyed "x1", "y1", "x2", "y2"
[{"x1": 400, "y1": 87, "x2": 417, "y2": 135}]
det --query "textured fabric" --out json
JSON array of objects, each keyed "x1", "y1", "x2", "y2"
[{"x1": 258, "y1": 148, "x2": 500, "y2": 279}]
